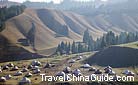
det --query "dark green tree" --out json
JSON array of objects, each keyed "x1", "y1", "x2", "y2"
[
  {"x1": 71, "y1": 41, "x2": 76, "y2": 54},
  {"x1": 83, "y1": 29, "x2": 90, "y2": 44}
]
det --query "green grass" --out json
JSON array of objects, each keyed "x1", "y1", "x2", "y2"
[{"x1": 117, "y1": 41, "x2": 138, "y2": 49}]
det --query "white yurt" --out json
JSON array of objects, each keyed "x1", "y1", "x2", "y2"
[
  {"x1": 0, "y1": 69, "x2": 2, "y2": 73},
  {"x1": 63, "y1": 67, "x2": 71, "y2": 73},
  {"x1": 2, "y1": 65, "x2": 9, "y2": 70},
  {"x1": 104, "y1": 66, "x2": 112, "y2": 73},
  {"x1": 27, "y1": 65, "x2": 33, "y2": 69},
  {"x1": 122, "y1": 70, "x2": 130, "y2": 75},
  {"x1": 72, "y1": 69, "x2": 81, "y2": 76},
  {"x1": 108, "y1": 70, "x2": 116, "y2": 75},
  {"x1": 44, "y1": 63, "x2": 51, "y2": 68},
  {"x1": 68, "y1": 59, "x2": 75, "y2": 63},
  {"x1": 89, "y1": 67, "x2": 96, "y2": 71},
  {"x1": 25, "y1": 72, "x2": 33, "y2": 77},
  {"x1": 31, "y1": 60, "x2": 37, "y2": 66},
  {"x1": 77, "y1": 56, "x2": 82, "y2": 60},
  {"x1": 127, "y1": 71, "x2": 135, "y2": 76},
  {"x1": 7, "y1": 63, "x2": 14, "y2": 67},
  {"x1": 14, "y1": 71, "x2": 23, "y2": 76},
  {"x1": 31, "y1": 60, "x2": 41, "y2": 66},
  {"x1": 81, "y1": 64, "x2": 91, "y2": 68},
  {"x1": 0, "y1": 77, "x2": 6, "y2": 82},
  {"x1": 22, "y1": 68, "x2": 29, "y2": 72},
  {"x1": 5, "y1": 75, "x2": 12, "y2": 80},
  {"x1": 36, "y1": 61, "x2": 41, "y2": 66},
  {"x1": 104, "y1": 66, "x2": 112, "y2": 69},
  {"x1": 19, "y1": 77, "x2": 31, "y2": 85},
  {"x1": 32, "y1": 66, "x2": 39, "y2": 70},
  {"x1": 33, "y1": 68, "x2": 41, "y2": 74},
  {"x1": 56, "y1": 71, "x2": 65, "y2": 76},
  {"x1": 11, "y1": 66, "x2": 19, "y2": 71}
]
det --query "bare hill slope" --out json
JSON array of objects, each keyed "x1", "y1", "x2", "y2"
[
  {"x1": 1, "y1": 8, "x2": 138, "y2": 56},
  {"x1": 87, "y1": 11, "x2": 138, "y2": 33},
  {"x1": 1, "y1": 8, "x2": 104, "y2": 56}
]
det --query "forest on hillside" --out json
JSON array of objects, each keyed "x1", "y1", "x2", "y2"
[
  {"x1": 56, "y1": 30, "x2": 138, "y2": 55},
  {"x1": 0, "y1": 5, "x2": 26, "y2": 31}
]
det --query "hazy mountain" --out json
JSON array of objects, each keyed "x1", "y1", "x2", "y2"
[{"x1": 0, "y1": 0, "x2": 21, "y2": 7}]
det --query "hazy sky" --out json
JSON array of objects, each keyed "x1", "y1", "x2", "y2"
[
  {"x1": 9, "y1": 0, "x2": 108, "y2": 3},
  {"x1": 9, "y1": 0, "x2": 63, "y2": 3}
]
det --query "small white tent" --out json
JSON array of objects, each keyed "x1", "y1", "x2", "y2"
[
  {"x1": 33, "y1": 68, "x2": 41, "y2": 74},
  {"x1": 27, "y1": 65, "x2": 33, "y2": 69},
  {"x1": 0, "y1": 77, "x2": 6, "y2": 82},
  {"x1": 44, "y1": 63, "x2": 51, "y2": 68},
  {"x1": 89, "y1": 67, "x2": 96, "y2": 71},
  {"x1": 11, "y1": 66, "x2": 19, "y2": 71},
  {"x1": 77, "y1": 56, "x2": 82, "y2": 60},
  {"x1": 5, "y1": 75, "x2": 12, "y2": 80},
  {"x1": 25, "y1": 72, "x2": 33, "y2": 77},
  {"x1": 127, "y1": 71, "x2": 135, "y2": 76},
  {"x1": 0, "y1": 69, "x2": 2, "y2": 73},
  {"x1": 104, "y1": 66, "x2": 112, "y2": 73},
  {"x1": 19, "y1": 77, "x2": 31, "y2": 85},
  {"x1": 32, "y1": 66, "x2": 39, "y2": 70},
  {"x1": 63, "y1": 67, "x2": 71, "y2": 73},
  {"x1": 56, "y1": 71, "x2": 65, "y2": 76},
  {"x1": 7, "y1": 63, "x2": 14, "y2": 67},
  {"x1": 22, "y1": 68, "x2": 29, "y2": 72},
  {"x1": 31, "y1": 60, "x2": 41, "y2": 66},
  {"x1": 81, "y1": 64, "x2": 91, "y2": 68},
  {"x1": 122, "y1": 70, "x2": 130, "y2": 75},
  {"x1": 14, "y1": 71, "x2": 23, "y2": 76},
  {"x1": 108, "y1": 70, "x2": 116, "y2": 75},
  {"x1": 72, "y1": 69, "x2": 81, "y2": 76},
  {"x1": 2, "y1": 65, "x2": 9, "y2": 70},
  {"x1": 68, "y1": 59, "x2": 75, "y2": 63}
]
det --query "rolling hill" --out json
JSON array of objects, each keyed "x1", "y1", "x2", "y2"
[
  {"x1": 0, "y1": 8, "x2": 104, "y2": 56},
  {"x1": 86, "y1": 12, "x2": 138, "y2": 33},
  {"x1": 1, "y1": 8, "x2": 138, "y2": 56}
]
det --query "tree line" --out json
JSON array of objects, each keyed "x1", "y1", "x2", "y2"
[
  {"x1": 0, "y1": 5, "x2": 26, "y2": 31},
  {"x1": 56, "y1": 29, "x2": 138, "y2": 55}
]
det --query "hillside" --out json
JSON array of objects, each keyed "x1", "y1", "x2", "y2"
[
  {"x1": 1, "y1": 8, "x2": 138, "y2": 56},
  {"x1": 85, "y1": 46, "x2": 138, "y2": 68},
  {"x1": 86, "y1": 11, "x2": 138, "y2": 33},
  {"x1": 0, "y1": 8, "x2": 104, "y2": 56}
]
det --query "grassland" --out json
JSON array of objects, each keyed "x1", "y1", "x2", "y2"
[
  {"x1": 118, "y1": 41, "x2": 138, "y2": 49},
  {"x1": 0, "y1": 52, "x2": 138, "y2": 85}
]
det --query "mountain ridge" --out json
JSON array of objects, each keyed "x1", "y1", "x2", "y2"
[{"x1": 1, "y1": 8, "x2": 138, "y2": 56}]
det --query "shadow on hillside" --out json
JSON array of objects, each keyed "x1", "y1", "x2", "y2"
[
  {"x1": 0, "y1": 52, "x2": 46, "y2": 63},
  {"x1": 85, "y1": 46, "x2": 138, "y2": 68}
]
